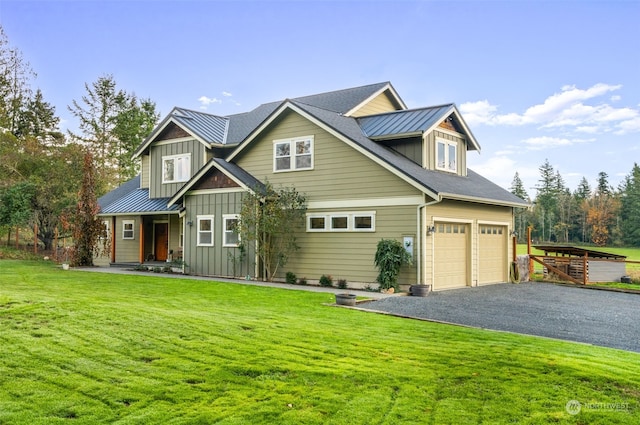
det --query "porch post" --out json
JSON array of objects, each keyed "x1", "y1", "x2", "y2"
[
  {"x1": 110, "y1": 216, "x2": 116, "y2": 263},
  {"x1": 139, "y1": 217, "x2": 145, "y2": 264}
]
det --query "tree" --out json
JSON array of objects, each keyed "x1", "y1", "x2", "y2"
[
  {"x1": 238, "y1": 182, "x2": 307, "y2": 281},
  {"x1": 620, "y1": 163, "x2": 640, "y2": 246},
  {"x1": 584, "y1": 191, "x2": 619, "y2": 247},
  {"x1": 534, "y1": 159, "x2": 559, "y2": 242},
  {"x1": 112, "y1": 96, "x2": 159, "y2": 184},
  {"x1": 573, "y1": 177, "x2": 592, "y2": 243},
  {"x1": 0, "y1": 181, "x2": 35, "y2": 244},
  {"x1": 509, "y1": 172, "x2": 529, "y2": 242},
  {"x1": 16, "y1": 89, "x2": 63, "y2": 143},
  {"x1": 68, "y1": 75, "x2": 159, "y2": 192},
  {"x1": 0, "y1": 25, "x2": 35, "y2": 135},
  {"x1": 70, "y1": 152, "x2": 106, "y2": 266}
]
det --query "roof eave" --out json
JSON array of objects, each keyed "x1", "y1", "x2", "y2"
[{"x1": 439, "y1": 192, "x2": 530, "y2": 208}]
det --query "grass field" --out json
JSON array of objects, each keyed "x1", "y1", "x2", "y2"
[{"x1": 1, "y1": 263, "x2": 640, "y2": 423}]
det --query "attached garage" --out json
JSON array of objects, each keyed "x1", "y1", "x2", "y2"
[
  {"x1": 478, "y1": 224, "x2": 508, "y2": 284},
  {"x1": 433, "y1": 222, "x2": 469, "y2": 290}
]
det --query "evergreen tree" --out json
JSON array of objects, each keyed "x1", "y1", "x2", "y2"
[
  {"x1": 620, "y1": 163, "x2": 640, "y2": 246},
  {"x1": 68, "y1": 75, "x2": 158, "y2": 192},
  {"x1": 534, "y1": 159, "x2": 559, "y2": 242},
  {"x1": 573, "y1": 177, "x2": 592, "y2": 243},
  {"x1": 509, "y1": 172, "x2": 529, "y2": 242}
]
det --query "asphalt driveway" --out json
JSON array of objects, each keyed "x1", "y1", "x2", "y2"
[{"x1": 360, "y1": 283, "x2": 640, "y2": 353}]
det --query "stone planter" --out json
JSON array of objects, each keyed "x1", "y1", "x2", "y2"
[
  {"x1": 62, "y1": 263, "x2": 70, "y2": 270},
  {"x1": 410, "y1": 284, "x2": 431, "y2": 297},
  {"x1": 335, "y1": 293, "x2": 357, "y2": 306}
]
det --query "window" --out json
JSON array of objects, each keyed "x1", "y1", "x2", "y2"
[
  {"x1": 274, "y1": 136, "x2": 314, "y2": 172},
  {"x1": 306, "y1": 212, "x2": 375, "y2": 232},
  {"x1": 353, "y1": 215, "x2": 373, "y2": 230},
  {"x1": 330, "y1": 216, "x2": 349, "y2": 231},
  {"x1": 122, "y1": 220, "x2": 134, "y2": 240},
  {"x1": 197, "y1": 215, "x2": 214, "y2": 246},
  {"x1": 162, "y1": 154, "x2": 191, "y2": 183},
  {"x1": 308, "y1": 216, "x2": 326, "y2": 231},
  {"x1": 436, "y1": 139, "x2": 457, "y2": 172},
  {"x1": 223, "y1": 214, "x2": 240, "y2": 247}
]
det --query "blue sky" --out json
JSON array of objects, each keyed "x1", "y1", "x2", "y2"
[{"x1": 1, "y1": 0, "x2": 638, "y2": 195}]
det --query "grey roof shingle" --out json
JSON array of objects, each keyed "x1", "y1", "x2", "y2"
[
  {"x1": 293, "y1": 82, "x2": 394, "y2": 114},
  {"x1": 211, "y1": 158, "x2": 265, "y2": 194},
  {"x1": 289, "y1": 100, "x2": 527, "y2": 206}
]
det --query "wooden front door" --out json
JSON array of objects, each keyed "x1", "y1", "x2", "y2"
[{"x1": 154, "y1": 223, "x2": 168, "y2": 261}]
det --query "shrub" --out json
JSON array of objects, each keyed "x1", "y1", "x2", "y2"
[
  {"x1": 374, "y1": 239, "x2": 412, "y2": 291},
  {"x1": 297, "y1": 277, "x2": 307, "y2": 285},
  {"x1": 337, "y1": 278, "x2": 348, "y2": 289},
  {"x1": 285, "y1": 271, "x2": 297, "y2": 285},
  {"x1": 319, "y1": 274, "x2": 333, "y2": 287}
]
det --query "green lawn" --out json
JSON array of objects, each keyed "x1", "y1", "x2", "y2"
[{"x1": 1, "y1": 261, "x2": 639, "y2": 424}]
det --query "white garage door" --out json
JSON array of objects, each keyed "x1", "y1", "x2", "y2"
[
  {"x1": 478, "y1": 225, "x2": 507, "y2": 284},
  {"x1": 434, "y1": 222, "x2": 469, "y2": 290}
]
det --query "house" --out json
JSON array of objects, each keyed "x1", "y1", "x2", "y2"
[{"x1": 97, "y1": 82, "x2": 529, "y2": 290}]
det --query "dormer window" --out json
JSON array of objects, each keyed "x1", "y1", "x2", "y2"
[
  {"x1": 436, "y1": 138, "x2": 457, "y2": 173},
  {"x1": 274, "y1": 136, "x2": 314, "y2": 172},
  {"x1": 163, "y1": 153, "x2": 191, "y2": 183}
]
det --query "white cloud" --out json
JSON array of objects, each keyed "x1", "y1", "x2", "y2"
[
  {"x1": 614, "y1": 116, "x2": 640, "y2": 135},
  {"x1": 521, "y1": 136, "x2": 593, "y2": 151},
  {"x1": 222, "y1": 91, "x2": 232, "y2": 97},
  {"x1": 460, "y1": 83, "x2": 640, "y2": 134},
  {"x1": 198, "y1": 95, "x2": 222, "y2": 109},
  {"x1": 611, "y1": 95, "x2": 621, "y2": 102}
]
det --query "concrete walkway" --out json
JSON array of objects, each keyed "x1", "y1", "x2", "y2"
[{"x1": 73, "y1": 265, "x2": 396, "y2": 300}]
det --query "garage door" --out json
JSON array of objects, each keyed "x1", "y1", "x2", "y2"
[
  {"x1": 434, "y1": 222, "x2": 468, "y2": 289},
  {"x1": 478, "y1": 225, "x2": 507, "y2": 284}
]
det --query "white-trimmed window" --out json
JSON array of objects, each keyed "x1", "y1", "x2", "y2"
[
  {"x1": 223, "y1": 214, "x2": 240, "y2": 247},
  {"x1": 197, "y1": 215, "x2": 214, "y2": 246},
  {"x1": 307, "y1": 212, "x2": 376, "y2": 232},
  {"x1": 162, "y1": 153, "x2": 191, "y2": 183},
  {"x1": 436, "y1": 138, "x2": 457, "y2": 173},
  {"x1": 274, "y1": 136, "x2": 314, "y2": 172},
  {"x1": 122, "y1": 220, "x2": 135, "y2": 240}
]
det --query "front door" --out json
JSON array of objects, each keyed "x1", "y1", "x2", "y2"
[{"x1": 154, "y1": 223, "x2": 168, "y2": 261}]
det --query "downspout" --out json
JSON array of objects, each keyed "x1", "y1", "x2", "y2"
[{"x1": 416, "y1": 198, "x2": 441, "y2": 285}]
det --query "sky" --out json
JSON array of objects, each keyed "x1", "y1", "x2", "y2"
[{"x1": 1, "y1": 0, "x2": 639, "y2": 196}]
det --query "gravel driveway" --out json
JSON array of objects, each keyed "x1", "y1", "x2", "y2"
[{"x1": 360, "y1": 283, "x2": 640, "y2": 353}]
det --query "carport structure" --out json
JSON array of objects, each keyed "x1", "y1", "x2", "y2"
[{"x1": 531, "y1": 245, "x2": 627, "y2": 284}]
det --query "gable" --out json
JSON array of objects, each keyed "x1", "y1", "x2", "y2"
[
  {"x1": 191, "y1": 167, "x2": 241, "y2": 191},
  {"x1": 348, "y1": 90, "x2": 404, "y2": 117},
  {"x1": 155, "y1": 122, "x2": 190, "y2": 142},
  {"x1": 233, "y1": 109, "x2": 423, "y2": 202}
]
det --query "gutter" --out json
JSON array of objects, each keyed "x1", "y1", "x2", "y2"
[{"x1": 416, "y1": 197, "x2": 442, "y2": 285}]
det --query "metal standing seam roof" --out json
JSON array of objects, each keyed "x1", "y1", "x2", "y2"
[
  {"x1": 357, "y1": 105, "x2": 454, "y2": 139},
  {"x1": 99, "y1": 188, "x2": 179, "y2": 215},
  {"x1": 170, "y1": 107, "x2": 229, "y2": 145}
]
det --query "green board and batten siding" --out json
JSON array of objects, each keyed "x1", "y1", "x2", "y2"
[
  {"x1": 235, "y1": 110, "x2": 421, "y2": 284},
  {"x1": 149, "y1": 140, "x2": 206, "y2": 199},
  {"x1": 183, "y1": 191, "x2": 255, "y2": 278}
]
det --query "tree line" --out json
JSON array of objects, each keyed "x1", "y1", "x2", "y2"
[
  {"x1": 0, "y1": 25, "x2": 159, "y2": 253},
  {"x1": 510, "y1": 159, "x2": 640, "y2": 247}
]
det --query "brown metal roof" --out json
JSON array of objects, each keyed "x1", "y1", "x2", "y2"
[{"x1": 533, "y1": 245, "x2": 626, "y2": 260}]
